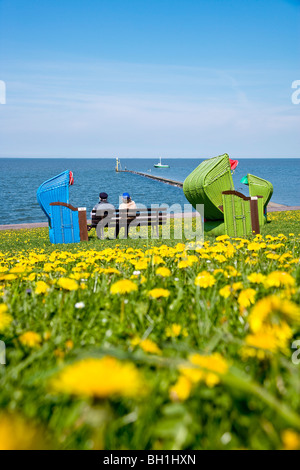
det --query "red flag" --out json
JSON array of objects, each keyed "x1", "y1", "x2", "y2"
[{"x1": 229, "y1": 159, "x2": 238, "y2": 170}]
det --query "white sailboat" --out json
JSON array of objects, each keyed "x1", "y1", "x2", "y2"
[{"x1": 154, "y1": 157, "x2": 169, "y2": 168}]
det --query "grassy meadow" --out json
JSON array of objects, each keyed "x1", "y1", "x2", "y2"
[{"x1": 0, "y1": 210, "x2": 300, "y2": 450}]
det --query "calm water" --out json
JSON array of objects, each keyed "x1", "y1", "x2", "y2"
[{"x1": 0, "y1": 158, "x2": 299, "y2": 224}]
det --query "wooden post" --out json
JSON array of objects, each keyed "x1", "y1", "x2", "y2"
[
  {"x1": 250, "y1": 197, "x2": 260, "y2": 235},
  {"x1": 78, "y1": 207, "x2": 89, "y2": 241}
]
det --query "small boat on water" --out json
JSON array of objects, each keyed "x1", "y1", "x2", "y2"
[{"x1": 154, "y1": 157, "x2": 169, "y2": 168}]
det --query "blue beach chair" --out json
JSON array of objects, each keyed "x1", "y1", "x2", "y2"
[{"x1": 37, "y1": 170, "x2": 88, "y2": 244}]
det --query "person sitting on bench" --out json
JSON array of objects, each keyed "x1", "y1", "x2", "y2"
[
  {"x1": 91, "y1": 192, "x2": 115, "y2": 217},
  {"x1": 119, "y1": 192, "x2": 137, "y2": 210},
  {"x1": 90, "y1": 192, "x2": 116, "y2": 237},
  {"x1": 116, "y1": 192, "x2": 137, "y2": 238}
]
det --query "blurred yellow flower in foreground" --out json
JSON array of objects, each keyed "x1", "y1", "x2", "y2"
[
  {"x1": 50, "y1": 357, "x2": 146, "y2": 398},
  {"x1": 249, "y1": 295, "x2": 300, "y2": 333},
  {"x1": 180, "y1": 353, "x2": 228, "y2": 389},
  {"x1": 240, "y1": 295, "x2": 300, "y2": 360},
  {"x1": 57, "y1": 277, "x2": 79, "y2": 291},
  {"x1": 281, "y1": 429, "x2": 300, "y2": 450},
  {"x1": 171, "y1": 353, "x2": 229, "y2": 400},
  {"x1": 0, "y1": 414, "x2": 47, "y2": 450},
  {"x1": 189, "y1": 353, "x2": 229, "y2": 376},
  {"x1": 110, "y1": 279, "x2": 138, "y2": 294},
  {"x1": 240, "y1": 330, "x2": 291, "y2": 360},
  {"x1": 0, "y1": 304, "x2": 12, "y2": 331},
  {"x1": 19, "y1": 331, "x2": 42, "y2": 348},
  {"x1": 264, "y1": 271, "x2": 295, "y2": 288}
]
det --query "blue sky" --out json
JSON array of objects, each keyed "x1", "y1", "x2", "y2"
[{"x1": 0, "y1": 0, "x2": 299, "y2": 158}]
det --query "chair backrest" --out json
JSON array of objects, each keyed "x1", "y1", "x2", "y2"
[
  {"x1": 183, "y1": 154, "x2": 234, "y2": 220},
  {"x1": 247, "y1": 174, "x2": 273, "y2": 212},
  {"x1": 36, "y1": 170, "x2": 71, "y2": 224}
]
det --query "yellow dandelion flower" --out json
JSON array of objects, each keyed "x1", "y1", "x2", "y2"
[
  {"x1": 180, "y1": 353, "x2": 228, "y2": 388},
  {"x1": 9, "y1": 266, "x2": 26, "y2": 274},
  {"x1": 194, "y1": 271, "x2": 216, "y2": 288},
  {"x1": 264, "y1": 271, "x2": 295, "y2": 288},
  {"x1": 247, "y1": 273, "x2": 266, "y2": 284},
  {"x1": 240, "y1": 330, "x2": 287, "y2": 360},
  {"x1": 65, "y1": 339, "x2": 74, "y2": 350},
  {"x1": 152, "y1": 255, "x2": 165, "y2": 265},
  {"x1": 35, "y1": 281, "x2": 50, "y2": 295},
  {"x1": 139, "y1": 338, "x2": 162, "y2": 355},
  {"x1": 101, "y1": 268, "x2": 121, "y2": 275},
  {"x1": 238, "y1": 288, "x2": 256, "y2": 308},
  {"x1": 249, "y1": 296, "x2": 300, "y2": 333},
  {"x1": 232, "y1": 282, "x2": 243, "y2": 291},
  {"x1": 219, "y1": 285, "x2": 231, "y2": 299},
  {"x1": 27, "y1": 273, "x2": 36, "y2": 281},
  {"x1": 156, "y1": 267, "x2": 171, "y2": 278},
  {"x1": 0, "y1": 304, "x2": 12, "y2": 331},
  {"x1": 110, "y1": 279, "x2": 138, "y2": 294},
  {"x1": 216, "y1": 235, "x2": 230, "y2": 241},
  {"x1": 57, "y1": 277, "x2": 78, "y2": 291},
  {"x1": 189, "y1": 352, "x2": 229, "y2": 375},
  {"x1": 165, "y1": 323, "x2": 188, "y2": 338},
  {"x1": 177, "y1": 260, "x2": 190, "y2": 269},
  {"x1": 19, "y1": 331, "x2": 42, "y2": 348},
  {"x1": 148, "y1": 288, "x2": 170, "y2": 299},
  {"x1": 214, "y1": 254, "x2": 227, "y2": 263},
  {"x1": 134, "y1": 260, "x2": 149, "y2": 270},
  {"x1": 169, "y1": 375, "x2": 192, "y2": 402},
  {"x1": 0, "y1": 414, "x2": 46, "y2": 450},
  {"x1": 247, "y1": 242, "x2": 266, "y2": 251},
  {"x1": 266, "y1": 253, "x2": 280, "y2": 260},
  {"x1": 3, "y1": 274, "x2": 17, "y2": 281},
  {"x1": 214, "y1": 268, "x2": 224, "y2": 275},
  {"x1": 281, "y1": 430, "x2": 300, "y2": 450},
  {"x1": 50, "y1": 356, "x2": 146, "y2": 398}
]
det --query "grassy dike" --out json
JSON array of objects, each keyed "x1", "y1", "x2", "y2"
[{"x1": 0, "y1": 210, "x2": 299, "y2": 450}]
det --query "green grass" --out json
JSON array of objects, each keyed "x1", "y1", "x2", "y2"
[{"x1": 0, "y1": 211, "x2": 299, "y2": 450}]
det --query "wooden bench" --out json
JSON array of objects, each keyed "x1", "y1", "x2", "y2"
[{"x1": 88, "y1": 208, "x2": 168, "y2": 239}]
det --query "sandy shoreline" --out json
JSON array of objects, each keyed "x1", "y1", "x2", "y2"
[{"x1": 0, "y1": 202, "x2": 299, "y2": 231}]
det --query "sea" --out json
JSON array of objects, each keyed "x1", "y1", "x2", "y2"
[{"x1": 0, "y1": 158, "x2": 299, "y2": 225}]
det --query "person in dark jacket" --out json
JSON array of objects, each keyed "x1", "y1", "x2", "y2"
[
  {"x1": 91, "y1": 192, "x2": 115, "y2": 216},
  {"x1": 91, "y1": 192, "x2": 116, "y2": 239}
]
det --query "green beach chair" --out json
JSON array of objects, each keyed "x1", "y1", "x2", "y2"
[
  {"x1": 183, "y1": 154, "x2": 271, "y2": 236},
  {"x1": 222, "y1": 191, "x2": 263, "y2": 237}
]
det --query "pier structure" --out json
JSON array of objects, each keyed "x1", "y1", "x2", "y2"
[
  {"x1": 121, "y1": 169, "x2": 183, "y2": 188},
  {"x1": 116, "y1": 160, "x2": 183, "y2": 188}
]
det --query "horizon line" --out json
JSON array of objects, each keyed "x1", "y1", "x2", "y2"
[{"x1": 0, "y1": 156, "x2": 299, "y2": 160}]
